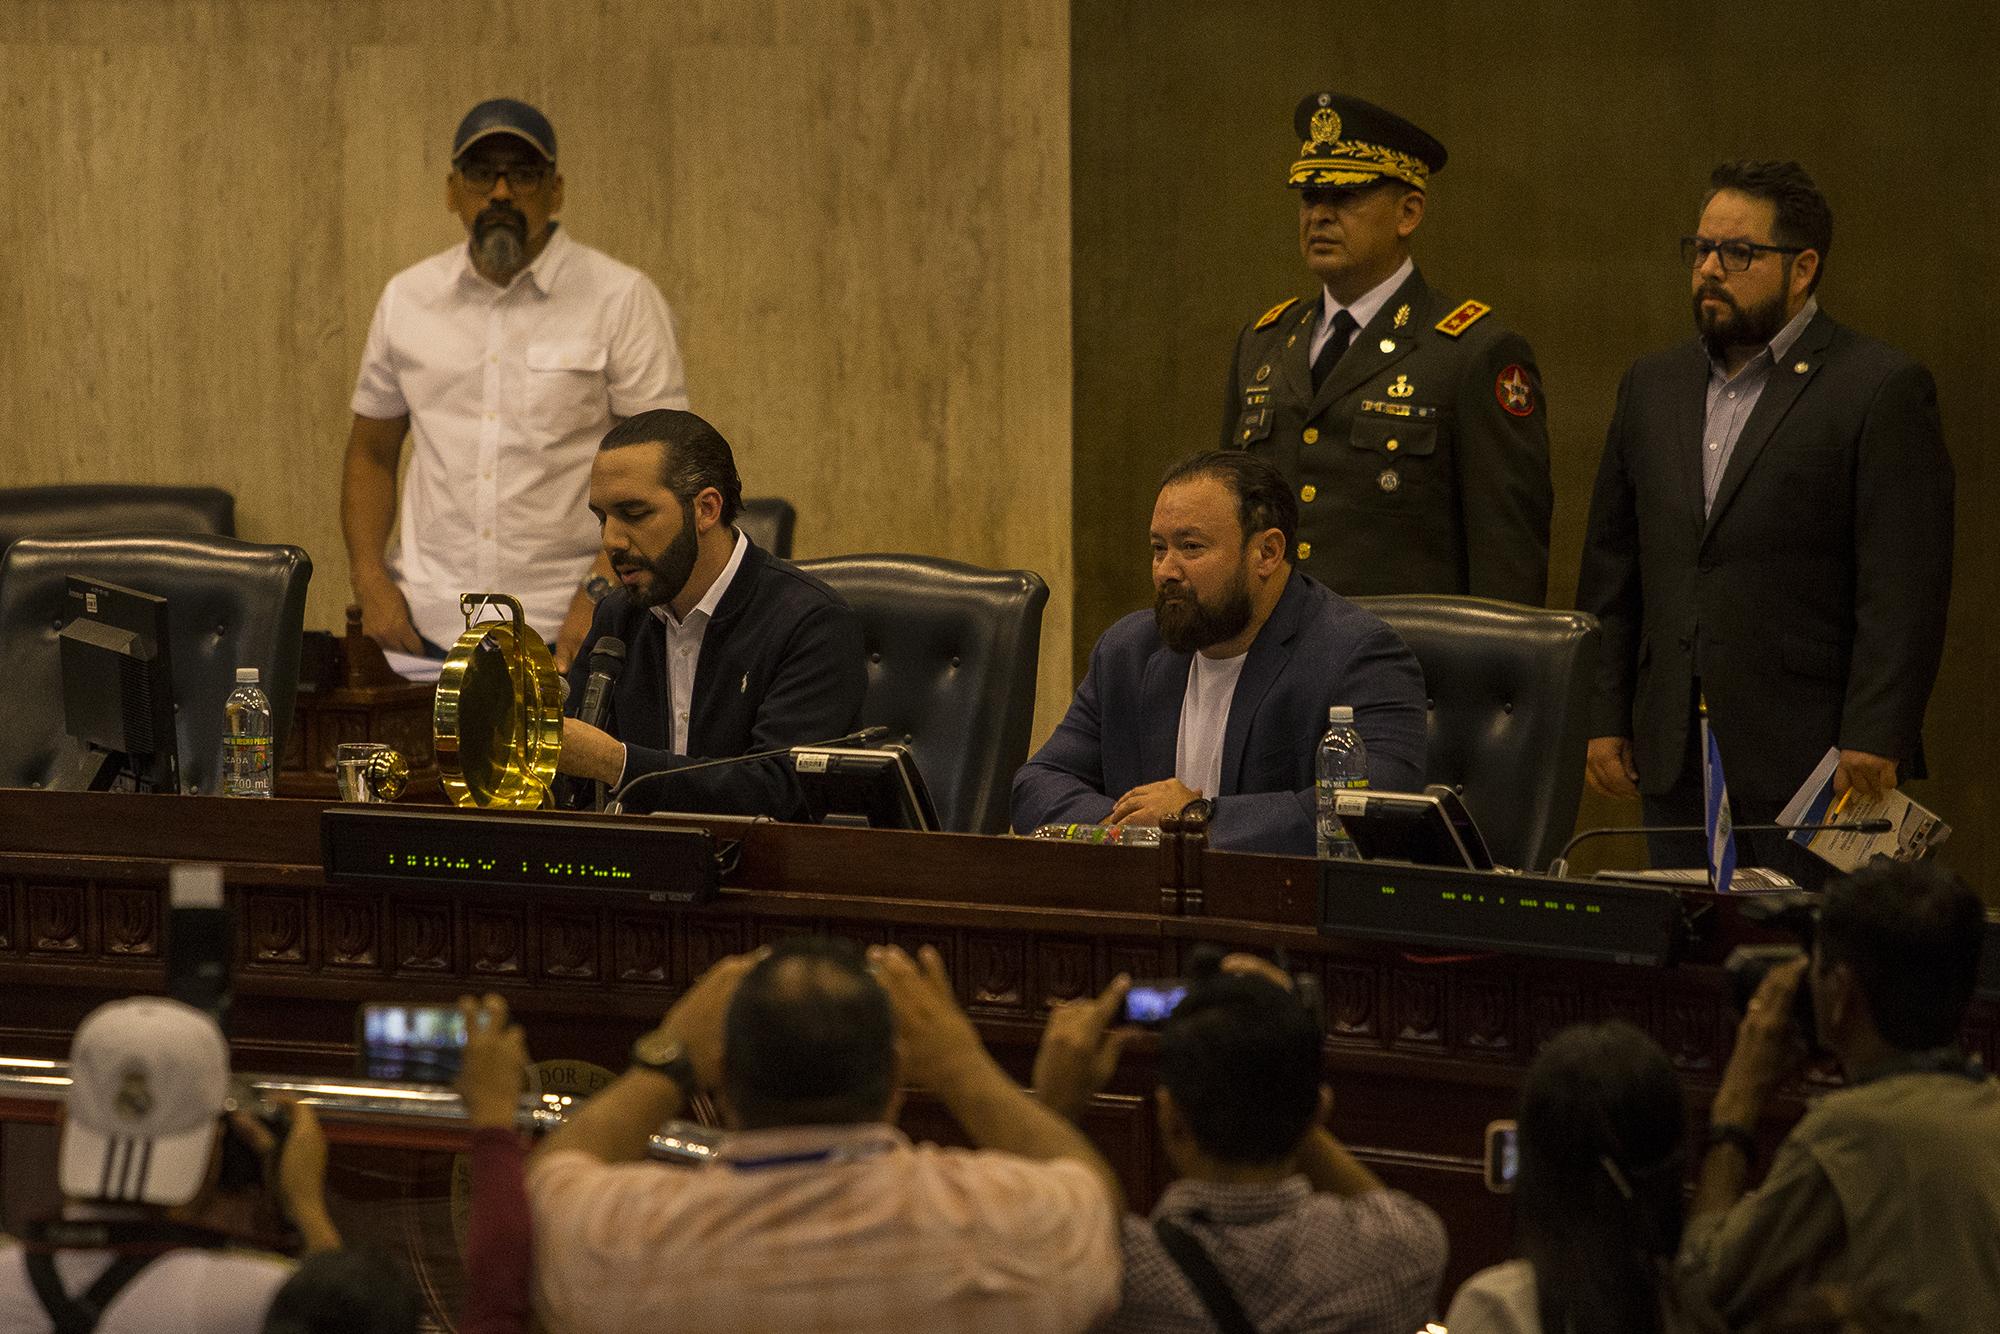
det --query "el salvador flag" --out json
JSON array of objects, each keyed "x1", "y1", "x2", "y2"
[{"x1": 1702, "y1": 703, "x2": 1738, "y2": 894}]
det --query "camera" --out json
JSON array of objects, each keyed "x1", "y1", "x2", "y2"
[
  {"x1": 1482, "y1": 1119, "x2": 1518, "y2": 1194},
  {"x1": 1723, "y1": 891, "x2": 1821, "y2": 1051}
]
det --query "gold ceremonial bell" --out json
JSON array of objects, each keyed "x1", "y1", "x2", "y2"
[{"x1": 433, "y1": 593, "x2": 563, "y2": 808}]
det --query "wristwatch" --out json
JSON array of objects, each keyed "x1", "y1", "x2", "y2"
[
  {"x1": 628, "y1": 1030, "x2": 699, "y2": 1101},
  {"x1": 1180, "y1": 796, "x2": 1215, "y2": 823},
  {"x1": 583, "y1": 574, "x2": 614, "y2": 605}
]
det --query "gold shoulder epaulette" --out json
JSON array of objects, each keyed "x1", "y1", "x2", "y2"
[
  {"x1": 1254, "y1": 297, "x2": 1300, "y2": 330},
  {"x1": 1435, "y1": 299, "x2": 1491, "y2": 338}
]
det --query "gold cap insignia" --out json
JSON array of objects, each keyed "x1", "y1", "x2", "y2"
[
  {"x1": 1435, "y1": 299, "x2": 1491, "y2": 338},
  {"x1": 1307, "y1": 107, "x2": 1342, "y2": 151}
]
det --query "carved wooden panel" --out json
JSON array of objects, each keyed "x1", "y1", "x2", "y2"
[
  {"x1": 0, "y1": 878, "x2": 12, "y2": 951},
  {"x1": 964, "y1": 933, "x2": 1026, "y2": 1014},
  {"x1": 1034, "y1": 938, "x2": 1093, "y2": 1014},
  {"x1": 394, "y1": 900, "x2": 452, "y2": 973},
  {"x1": 1103, "y1": 941, "x2": 1163, "y2": 984},
  {"x1": 26, "y1": 884, "x2": 86, "y2": 954},
  {"x1": 1597, "y1": 987, "x2": 1654, "y2": 1037},
  {"x1": 243, "y1": 892, "x2": 305, "y2": 965},
  {"x1": 101, "y1": 887, "x2": 159, "y2": 957},
  {"x1": 1455, "y1": 975, "x2": 1513, "y2": 1056},
  {"x1": 1525, "y1": 982, "x2": 1587, "y2": 1052},
  {"x1": 323, "y1": 895, "x2": 379, "y2": 968},
  {"x1": 755, "y1": 921, "x2": 815, "y2": 951},
  {"x1": 888, "y1": 926, "x2": 956, "y2": 977},
  {"x1": 540, "y1": 912, "x2": 600, "y2": 981},
  {"x1": 1325, "y1": 962, "x2": 1380, "y2": 1044},
  {"x1": 614, "y1": 915, "x2": 669, "y2": 984},
  {"x1": 1661, "y1": 991, "x2": 1723, "y2": 1072},
  {"x1": 1390, "y1": 969, "x2": 1446, "y2": 1048},
  {"x1": 684, "y1": 919, "x2": 746, "y2": 976},
  {"x1": 467, "y1": 906, "x2": 524, "y2": 976}
]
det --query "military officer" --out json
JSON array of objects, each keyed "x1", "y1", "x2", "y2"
[{"x1": 1221, "y1": 93, "x2": 1552, "y2": 604}]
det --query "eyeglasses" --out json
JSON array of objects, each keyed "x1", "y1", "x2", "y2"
[
  {"x1": 1680, "y1": 236, "x2": 1805, "y2": 272},
  {"x1": 456, "y1": 160, "x2": 551, "y2": 195}
]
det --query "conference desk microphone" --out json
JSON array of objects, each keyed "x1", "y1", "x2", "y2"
[
  {"x1": 1546, "y1": 817, "x2": 1894, "y2": 878},
  {"x1": 605, "y1": 725, "x2": 893, "y2": 816},
  {"x1": 576, "y1": 637, "x2": 627, "y2": 812}
]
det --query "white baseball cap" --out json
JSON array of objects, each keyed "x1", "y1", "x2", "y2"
[{"x1": 59, "y1": 997, "x2": 230, "y2": 1207}]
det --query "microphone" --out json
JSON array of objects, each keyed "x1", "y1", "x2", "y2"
[
  {"x1": 1548, "y1": 818, "x2": 1894, "y2": 877},
  {"x1": 577, "y1": 637, "x2": 626, "y2": 730},
  {"x1": 575, "y1": 637, "x2": 626, "y2": 812},
  {"x1": 607, "y1": 725, "x2": 892, "y2": 814}
]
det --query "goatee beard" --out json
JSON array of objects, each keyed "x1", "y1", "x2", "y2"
[
  {"x1": 1154, "y1": 574, "x2": 1253, "y2": 654},
  {"x1": 472, "y1": 206, "x2": 528, "y2": 278}
]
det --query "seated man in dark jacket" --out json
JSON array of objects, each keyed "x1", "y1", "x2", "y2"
[
  {"x1": 1012, "y1": 451, "x2": 1426, "y2": 854},
  {"x1": 557, "y1": 409, "x2": 866, "y2": 816}
]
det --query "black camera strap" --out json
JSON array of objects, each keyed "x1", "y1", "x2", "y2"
[
  {"x1": 1153, "y1": 1218, "x2": 1261, "y2": 1334},
  {"x1": 18, "y1": 1218, "x2": 231, "y2": 1334}
]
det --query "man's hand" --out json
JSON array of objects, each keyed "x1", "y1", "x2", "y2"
[
  {"x1": 1220, "y1": 952, "x2": 1294, "y2": 990},
  {"x1": 869, "y1": 944, "x2": 992, "y2": 1095},
  {"x1": 657, "y1": 950, "x2": 765, "y2": 1091},
  {"x1": 456, "y1": 994, "x2": 529, "y2": 1130},
  {"x1": 1108, "y1": 777, "x2": 1201, "y2": 827},
  {"x1": 1712, "y1": 955, "x2": 1810, "y2": 1128},
  {"x1": 1031, "y1": 976, "x2": 1132, "y2": 1122},
  {"x1": 1833, "y1": 750, "x2": 1899, "y2": 802},
  {"x1": 1585, "y1": 735, "x2": 1641, "y2": 800},
  {"x1": 354, "y1": 571, "x2": 423, "y2": 656},
  {"x1": 556, "y1": 716, "x2": 627, "y2": 785}
]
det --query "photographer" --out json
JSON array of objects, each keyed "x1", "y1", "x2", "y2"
[
  {"x1": 524, "y1": 938, "x2": 1121, "y2": 1333},
  {"x1": 1034, "y1": 954, "x2": 1446, "y2": 1334},
  {"x1": 0, "y1": 997, "x2": 333, "y2": 1332},
  {"x1": 1678, "y1": 860, "x2": 2000, "y2": 1329}
]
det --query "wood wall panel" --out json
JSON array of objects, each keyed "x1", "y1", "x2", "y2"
[{"x1": 2, "y1": 0, "x2": 1073, "y2": 742}]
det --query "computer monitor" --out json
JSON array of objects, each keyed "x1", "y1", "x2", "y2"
[
  {"x1": 790, "y1": 743, "x2": 940, "y2": 832},
  {"x1": 57, "y1": 574, "x2": 181, "y2": 793}
]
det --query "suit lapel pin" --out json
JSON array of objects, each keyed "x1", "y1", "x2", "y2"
[
  {"x1": 740, "y1": 673, "x2": 749, "y2": 693},
  {"x1": 1393, "y1": 303, "x2": 1410, "y2": 329},
  {"x1": 1793, "y1": 360, "x2": 1810, "y2": 374},
  {"x1": 1378, "y1": 337, "x2": 1397, "y2": 353},
  {"x1": 1255, "y1": 364, "x2": 1272, "y2": 382},
  {"x1": 1387, "y1": 374, "x2": 1415, "y2": 399}
]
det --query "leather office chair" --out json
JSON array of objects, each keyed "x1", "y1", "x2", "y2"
[
  {"x1": 1358, "y1": 595, "x2": 1600, "y2": 872},
  {"x1": 0, "y1": 535, "x2": 312, "y2": 795},
  {"x1": 799, "y1": 555, "x2": 1048, "y2": 835},
  {"x1": 0, "y1": 484, "x2": 235, "y2": 561},
  {"x1": 736, "y1": 498, "x2": 797, "y2": 560}
]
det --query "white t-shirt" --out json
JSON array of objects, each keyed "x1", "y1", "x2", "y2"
[
  {"x1": 1445, "y1": 1258, "x2": 1541, "y2": 1334},
  {"x1": 1175, "y1": 650, "x2": 1248, "y2": 799},
  {"x1": 0, "y1": 1239, "x2": 294, "y2": 1334},
  {"x1": 351, "y1": 226, "x2": 690, "y2": 647}
]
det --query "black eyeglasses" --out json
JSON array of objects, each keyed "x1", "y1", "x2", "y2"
[
  {"x1": 456, "y1": 160, "x2": 551, "y2": 195},
  {"x1": 1680, "y1": 236, "x2": 1804, "y2": 272}
]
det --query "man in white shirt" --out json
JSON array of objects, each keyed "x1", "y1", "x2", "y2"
[
  {"x1": 1012, "y1": 451, "x2": 1427, "y2": 853},
  {"x1": 342, "y1": 97, "x2": 689, "y2": 671},
  {"x1": 0, "y1": 997, "x2": 333, "y2": 1333}
]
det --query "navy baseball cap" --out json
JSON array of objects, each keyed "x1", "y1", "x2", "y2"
[{"x1": 453, "y1": 98, "x2": 557, "y2": 163}]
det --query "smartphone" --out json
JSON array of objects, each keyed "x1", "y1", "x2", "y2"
[
  {"x1": 357, "y1": 1003, "x2": 469, "y2": 1083},
  {"x1": 1120, "y1": 980, "x2": 1189, "y2": 1028},
  {"x1": 1483, "y1": 1119, "x2": 1519, "y2": 1194}
]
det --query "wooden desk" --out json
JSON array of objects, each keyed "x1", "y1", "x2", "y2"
[{"x1": 4, "y1": 789, "x2": 1994, "y2": 1298}]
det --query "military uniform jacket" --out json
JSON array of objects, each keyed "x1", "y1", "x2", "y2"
[{"x1": 1221, "y1": 267, "x2": 1552, "y2": 604}]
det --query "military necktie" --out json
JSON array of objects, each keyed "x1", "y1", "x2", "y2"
[{"x1": 1311, "y1": 308, "x2": 1359, "y2": 393}]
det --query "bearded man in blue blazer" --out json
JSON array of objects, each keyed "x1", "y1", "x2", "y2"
[{"x1": 1012, "y1": 451, "x2": 1427, "y2": 855}]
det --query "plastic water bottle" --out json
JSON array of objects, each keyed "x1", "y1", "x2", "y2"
[
  {"x1": 220, "y1": 667, "x2": 274, "y2": 797},
  {"x1": 1316, "y1": 705, "x2": 1368, "y2": 859}
]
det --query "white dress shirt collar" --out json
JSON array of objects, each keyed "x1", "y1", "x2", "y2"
[{"x1": 1320, "y1": 256, "x2": 1414, "y2": 337}]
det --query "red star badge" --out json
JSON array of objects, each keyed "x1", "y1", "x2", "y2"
[{"x1": 1495, "y1": 365, "x2": 1535, "y2": 417}]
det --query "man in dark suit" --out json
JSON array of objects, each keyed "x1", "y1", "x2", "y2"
[
  {"x1": 1221, "y1": 92, "x2": 1551, "y2": 605},
  {"x1": 556, "y1": 409, "x2": 867, "y2": 816},
  {"x1": 1012, "y1": 451, "x2": 1427, "y2": 855},
  {"x1": 1578, "y1": 160, "x2": 1953, "y2": 869}
]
